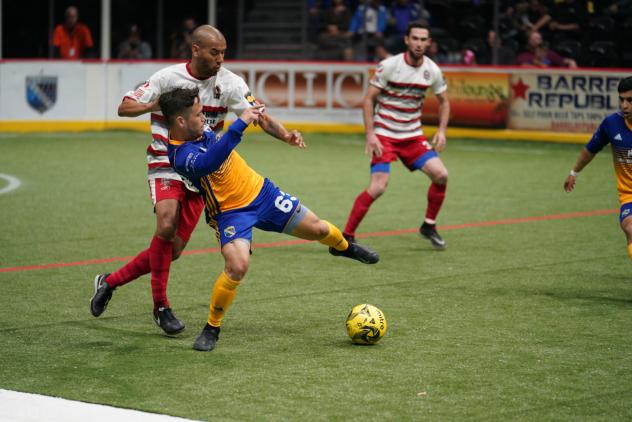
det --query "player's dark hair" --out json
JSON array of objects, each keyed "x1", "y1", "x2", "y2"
[
  {"x1": 618, "y1": 77, "x2": 632, "y2": 93},
  {"x1": 406, "y1": 22, "x2": 430, "y2": 37},
  {"x1": 159, "y1": 87, "x2": 200, "y2": 125}
]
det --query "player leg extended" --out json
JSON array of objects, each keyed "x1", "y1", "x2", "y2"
[
  {"x1": 91, "y1": 179, "x2": 204, "y2": 335},
  {"x1": 193, "y1": 237, "x2": 251, "y2": 352},
  {"x1": 619, "y1": 203, "x2": 632, "y2": 260}
]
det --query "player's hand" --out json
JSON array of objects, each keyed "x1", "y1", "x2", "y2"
[
  {"x1": 240, "y1": 104, "x2": 265, "y2": 125},
  {"x1": 251, "y1": 100, "x2": 267, "y2": 127},
  {"x1": 563, "y1": 175, "x2": 576, "y2": 192},
  {"x1": 365, "y1": 132, "x2": 384, "y2": 157},
  {"x1": 286, "y1": 130, "x2": 306, "y2": 148},
  {"x1": 432, "y1": 130, "x2": 447, "y2": 152}
]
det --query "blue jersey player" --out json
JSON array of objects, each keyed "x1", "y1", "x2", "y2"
[
  {"x1": 564, "y1": 76, "x2": 632, "y2": 258},
  {"x1": 160, "y1": 87, "x2": 379, "y2": 352}
]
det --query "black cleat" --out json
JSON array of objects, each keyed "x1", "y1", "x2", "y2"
[
  {"x1": 420, "y1": 223, "x2": 446, "y2": 249},
  {"x1": 193, "y1": 324, "x2": 221, "y2": 351},
  {"x1": 153, "y1": 307, "x2": 185, "y2": 335},
  {"x1": 343, "y1": 233, "x2": 357, "y2": 244},
  {"x1": 90, "y1": 274, "x2": 114, "y2": 317},
  {"x1": 329, "y1": 242, "x2": 379, "y2": 264}
]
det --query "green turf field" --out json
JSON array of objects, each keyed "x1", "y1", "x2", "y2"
[{"x1": 1, "y1": 131, "x2": 630, "y2": 420}]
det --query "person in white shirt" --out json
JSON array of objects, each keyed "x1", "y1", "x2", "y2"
[
  {"x1": 342, "y1": 22, "x2": 451, "y2": 249},
  {"x1": 90, "y1": 25, "x2": 304, "y2": 336}
]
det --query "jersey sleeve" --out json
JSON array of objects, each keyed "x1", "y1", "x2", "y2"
[
  {"x1": 585, "y1": 118, "x2": 610, "y2": 154},
  {"x1": 369, "y1": 59, "x2": 390, "y2": 90},
  {"x1": 226, "y1": 76, "x2": 256, "y2": 117},
  {"x1": 123, "y1": 71, "x2": 164, "y2": 104},
  {"x1": 431, "y1": 62, "x2": 447, "y2": 95},
  {"x1": 170, "y1": 120, "x2": 249, "y2": 179}
]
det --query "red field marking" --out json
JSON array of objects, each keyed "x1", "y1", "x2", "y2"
[{"x1": 0, "y1": 209, "x2": 618, "y2": 274}]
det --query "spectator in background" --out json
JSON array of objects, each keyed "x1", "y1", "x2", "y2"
[
  {"x1": 478, "y1": 30, "x2": 516, "y2": 65},
  {"x1": 385, "y1": 0, "x2": 430, "y2": 54},
  {"x1": 520, "y1": 0, "x2": 551, "y2": 36},
  {"x1": 347, "y1": 0, "x2": 388, "y2": 61},
  {"x1": 170, "y1": 17, "x2": 196, "y2": 59},
  {"x1": 323, "y1": 0, "x2": 352, "y2": 31},
  {"x1": 317, "y1": 24, "x2": 353, "y2": 60},
  {"x1": 517, "y1": 30, "x2": 577, "y2": 68},
  {"x1": 52, "y1": 5, "x2": 94, "y2": 59},
  {"x1": 117, "y1": 25, "x2": 152, "y2": 60},
  {"x1": 547, "y1": 0, "x2": 589, "y2": 42},
  {"x1": 604, "y1": 0, "x2": 632, "y2": 19}
]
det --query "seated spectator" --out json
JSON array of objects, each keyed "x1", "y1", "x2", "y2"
[
  {"x1": 117, "y1": 25, "x2": 152, "y2": 59},
  {"x1": 323, "y1": 0, "x2": 352, "y2": 31},
  {"x1": 52, "y1": 5, "x2": 94, "y2": 59},
  {"x1": 385, "y1": 0, "x2": 430, "y2": 54},
  {"x1": 170, "y1": 17, "x2": 196, "y2": 59},
  {"x1": 347, "y1": 0, "x2": 388, "y2": 61},
  {"x1": 520, "y1": 0, "x2": 551, "y2": 36},
  {"x1": 317, "y1": 24, "x2": 353, "y2": 60},
  {"x1": 517, "y1": 31, "x2": 577, "y2": 68},
  {"x1": 547, "y1": 0, "x2": 588, "y2": 42},
  {"x1": 604, "y1": 0, "x2": 632, "y2": 19},
  {"x1": 478, "y1": 30, "x2": 516, "y2": 65}
]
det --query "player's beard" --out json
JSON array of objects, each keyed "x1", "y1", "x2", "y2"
[{"x1": 408, "y1": 48, "x2": 424, "y2": 61}]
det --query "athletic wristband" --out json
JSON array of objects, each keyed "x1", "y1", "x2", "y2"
[{"x1": 570, "y1": 170, "x2": 579, "y2": 177}]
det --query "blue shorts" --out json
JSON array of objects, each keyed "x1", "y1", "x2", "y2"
[
  {"x1": 620, "y1": 202, "x2": 632, "y2": 223},
  {"x1": 214, "y1": 178, "x2": 308, "y2": 246}
]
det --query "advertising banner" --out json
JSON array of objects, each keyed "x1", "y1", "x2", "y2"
[
  {"x1": 424, "y1": 71, "x2": 510, "y2": 128},
  {"x1": 508, "y1": 70, "x2": 628, "y2": 133}
]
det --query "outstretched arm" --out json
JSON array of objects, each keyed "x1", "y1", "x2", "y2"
[
  {"x1": 258, "y1": 113, "x2": 306, "y2": 148},
  {"x1": 172, "y1": 107, "x2": 263, "y2": 178},
  {"x1": 564, "y1": 147, "x2": 596, "y2": 192}
]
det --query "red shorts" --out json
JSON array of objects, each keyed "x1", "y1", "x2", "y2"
[
  {"x1": 371, "y1": 135, "x2": 437, "y2": 172},
  {"x1": 148, "y1": 178, "x2": 204, "y2": 242}
]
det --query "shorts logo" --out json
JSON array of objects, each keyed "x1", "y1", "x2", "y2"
[
  {"x1": 160, "y1": 180, "x2": 171, "y2": 191},
  {"x1": 224, "y1": 226, "x2": 236, "y2": 238},
  {"x1": 623, "y1": 209, "x2": 630, "y2": 217}
]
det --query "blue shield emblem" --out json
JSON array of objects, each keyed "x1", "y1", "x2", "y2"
[{"x1": 26, "y1": 76, "x2": 57, "y2": 114}]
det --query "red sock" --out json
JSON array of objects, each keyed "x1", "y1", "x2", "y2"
[
  {"x1": 425, "y1": 182, "x2": 447, "y2": 221},
  {"x1": 344, "y1": 190, "x2": 376, "y2": 237},
  {"x1": 106, "y1": 249, "x2": 150, "y2": 288},
  {"x1": 149, "y1": 235, "x2": 173, "y2": 310}
]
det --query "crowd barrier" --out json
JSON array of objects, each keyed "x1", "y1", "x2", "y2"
[{"x1": 0, "y1": 60, "x2": 628, "y2": 143}]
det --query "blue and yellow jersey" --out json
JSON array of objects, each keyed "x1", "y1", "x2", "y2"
[
  {"x1": 167, "y1": 119, "x2": 264, "y2": 217},
  {"x1": 586, "y1": 112, "x2": 632, "y2": 204}
]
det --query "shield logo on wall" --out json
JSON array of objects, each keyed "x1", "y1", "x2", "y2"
[{"x1": 26, "y1": 76, "x2": 58, "y2": 114}]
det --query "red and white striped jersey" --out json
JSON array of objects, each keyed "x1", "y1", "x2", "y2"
[
  {"x1": 371, "y1": 53, "x2": 447, "y2": 140},
  {"x1": 124, "y1": 63, "x2": 254, "y2": 182}
]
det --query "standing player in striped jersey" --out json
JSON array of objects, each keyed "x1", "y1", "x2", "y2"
[
  {"x1": 90, "y1": 25, "x2": 304, "y2": 335},
  {"x1": 564, "y1": 76, "x2": 632, "y2": 258},
  {"x1": 342, "y1": 22, "x2": 450, "y2": 248}
]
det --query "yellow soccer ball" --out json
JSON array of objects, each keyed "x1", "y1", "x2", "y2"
[{"x1": 345, "y1": 304, "x2": 387, "y2": 345}]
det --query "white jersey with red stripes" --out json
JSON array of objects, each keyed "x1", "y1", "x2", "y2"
[
  {"x1": 370, "y1": 53, "x2": 447, "y2": 140},
  {"x1": 124, "y1": 63, "x2": 254, "y2": 182}
]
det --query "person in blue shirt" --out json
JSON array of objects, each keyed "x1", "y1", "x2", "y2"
[
  {"x1": 162, "y1": 87, "x2": 380, "y2": 351},
  {"x1": 564, "y1": 76, "x2": 632, "y2": 259}
]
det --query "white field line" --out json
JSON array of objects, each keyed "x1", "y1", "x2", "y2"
[
  {"x1": 0, "y1": 174, "x2": 21, "y2": 195},
  {"x1": 0, "y1": 389, "x2": 200, "y2": 422}
]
